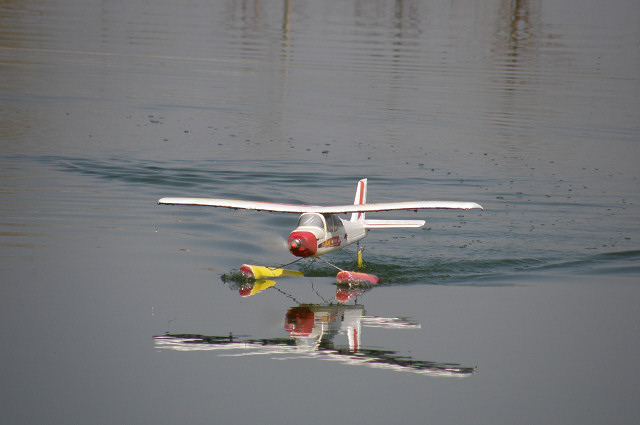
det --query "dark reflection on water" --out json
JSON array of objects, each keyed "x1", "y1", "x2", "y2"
[{"x1": 155, "y1": 331, "x2": 476, "y2": 378}]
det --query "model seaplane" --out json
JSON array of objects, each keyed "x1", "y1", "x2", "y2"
[{"x1": 158, "y1": 178, "x2": 482, "y2": 284}]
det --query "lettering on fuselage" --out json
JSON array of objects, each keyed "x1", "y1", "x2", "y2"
[{"x1": 318, "y1": 236, "x2": 341, "y2": 248}]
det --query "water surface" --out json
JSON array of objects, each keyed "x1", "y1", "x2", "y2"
[{"x1": 2, "y1": 0, "x2": 639, "y2": 424}]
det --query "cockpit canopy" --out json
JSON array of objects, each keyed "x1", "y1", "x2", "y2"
[
  {"x1": 296, "y1": 213, "x2": 343, "y2": 234},
  {"x1": 324, "y1": 214, "x2": 342, "y2": 233},
  {"x1": 296, "y1": 213, "x2": 325, "y2": 230}
]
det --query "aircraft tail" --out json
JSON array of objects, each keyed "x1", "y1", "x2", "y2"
[
  {"x1": 349, "y1": 178, "x2": 426, "y2": 229},
  {"x1": 350, "y1": 179, "x2": 367, "y2": 222}
]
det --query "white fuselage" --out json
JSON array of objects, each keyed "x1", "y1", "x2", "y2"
[{"x1": 288, "y1": 213, "x2": 368, "y2": 258}]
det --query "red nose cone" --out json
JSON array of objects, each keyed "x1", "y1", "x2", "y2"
[{"x1": 288, "y1": 231, "x2": 318, "y2": 257}]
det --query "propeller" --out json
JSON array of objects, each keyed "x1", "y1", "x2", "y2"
[{"x1": 288, "y1": 231, "x2": 318, "y2": 257}]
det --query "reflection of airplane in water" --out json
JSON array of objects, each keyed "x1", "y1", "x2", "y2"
[
  {"x1": 154, "y1": 282, "x2": 476, "y2": 377},
  {"x1": 285, "y1": 303, "x2": 419, "y2": 352}
]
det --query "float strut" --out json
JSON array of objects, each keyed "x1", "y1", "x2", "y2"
[{"x1": 357, "y1": 245, "x2": 364, "y2": 269}]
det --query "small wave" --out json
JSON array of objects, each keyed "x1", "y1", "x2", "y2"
[
  {"x1": 37, "y1": 155, "x2": 232, "y2": 189},
  {"x1": 534, "y1": 250, "x2": 640, "y2": 276},
  {"x1": 31, "y1": 155, "x2": 348, "y2": 195},
  {"x1": 301, "y1": 250, "x2": 640, "y2": 285},
  {"x1": 298, "y1": 253, "x2": 554, "y2": 286}
]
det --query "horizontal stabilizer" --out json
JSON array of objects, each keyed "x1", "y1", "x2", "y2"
[
  {"x1": 159, "y1": 198, "x2": 483, "y2": 214},
  {"x1": 362, "y1": 219, "x2": 425, "y2": 229}
]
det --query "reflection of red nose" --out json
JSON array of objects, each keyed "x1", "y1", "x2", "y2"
[
  {"x1": 238, "y1": 285, "x2": 253, "y2": 297},
  {"x1": 336, "y1": 286, "x2": 361, "y2": 303},
  {"x1": 285, "y1": 307, "x2": 314, "y2": 336},
  {"x1": 288, "y1": 231, "x2": 318, "y2": 257}
]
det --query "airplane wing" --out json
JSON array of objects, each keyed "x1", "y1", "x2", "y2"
[
  {"x1": 158, "y1": 197, "x2": 483, "y2": 213},
  {"x1": 159, "y1": 198, "x2": 324, "y2": 213}
]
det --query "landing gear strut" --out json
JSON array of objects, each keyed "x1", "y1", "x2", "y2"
[{"x1": 357, "y1": 244, "x2": 364, "y2": 269}]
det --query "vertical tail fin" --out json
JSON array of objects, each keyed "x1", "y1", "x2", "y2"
[{"x1": 350, "y1": 179, "x2": 367, "y2": 222}]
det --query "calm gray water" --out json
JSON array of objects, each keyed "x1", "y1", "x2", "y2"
[{"x1": 2, "y1": 0, "x2": 640, "y2": 424}]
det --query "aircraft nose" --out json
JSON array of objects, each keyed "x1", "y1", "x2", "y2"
[{"x1": 288, "y1": 231, "x2": 318, "y2": 257}]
